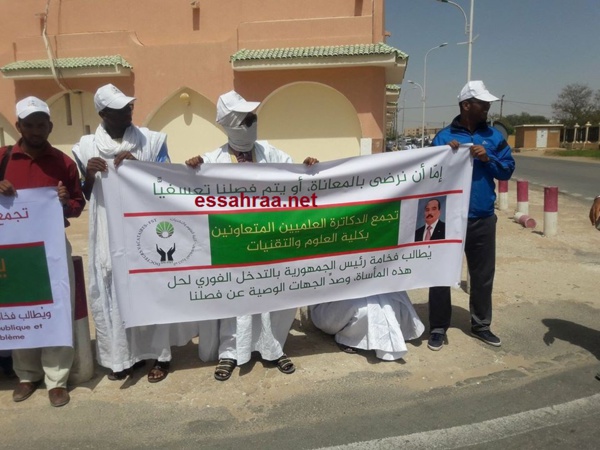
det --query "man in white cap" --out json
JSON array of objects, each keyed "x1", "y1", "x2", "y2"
[
  {"x1": 426, "y1": 81, "x2": 515, "y2": 352},
  {"x1": 0, "y1": 97, "x2": 85, "y2": 406},
  {"x1": 72, "y1": 84, "x2": 195, "y2": 383},
  {"x1": 185, "y1": 90, "x2": 318, "y2": 381}
]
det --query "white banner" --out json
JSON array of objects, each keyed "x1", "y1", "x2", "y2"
[
  {"x1": 0, "y1": 188, "x2": 72, "y2": 349},
  {"x1": 102, "y1": 146, "x2": 473, "y2": 328}
]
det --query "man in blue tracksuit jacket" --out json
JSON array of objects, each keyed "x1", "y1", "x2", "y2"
[{"x1": 427, "y1": 81, "x2": 515, "y2": 351}]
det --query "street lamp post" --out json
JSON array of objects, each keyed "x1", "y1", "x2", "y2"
[
  {"x1": 400, "y1": 95, "x2": 406, "y2": 138},
  {"x1": 400, "y1": 85, "x2": 419, "y2": 140},
  {"x1": 437, "y1": 0, "x2": 474, "y2": 81},
  {"x1": 423, "y1": 42, "x2": 448, "y2": 148},
  {"x1": 407, "y1": 80, "x2": 424, "y2": 147}
]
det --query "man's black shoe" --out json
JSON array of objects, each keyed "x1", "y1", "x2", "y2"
[
  {"x1": 471, "y1": 329, "x2": 501, "y2": 347},
  {"x1": 427, "y1": 333, "x2": 444, "y2": 351}
]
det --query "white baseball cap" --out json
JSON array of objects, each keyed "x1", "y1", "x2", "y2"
[
  {"x1": 94, "y1": 83, "x2": 135, "y2": 112},
  {"x1": 216, "y1": 90, "x2": 260, "y2": 125},
  {"x1": 16, "y1": 96, "x2": 50, "y2": 119},
  {"x1": 458, "y1": 80, "x2": 499, "y2": 103}
]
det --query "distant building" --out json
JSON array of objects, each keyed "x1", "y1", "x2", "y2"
[
  {"x1": 0, "y1": 1, "x2": 407, "y2": 162},
  {"x1": 403, "y1": 126, "x2": 444, "y2": 140},
  {"x1": 514, "y1": 124, "x2": 564, "y2": 149}
]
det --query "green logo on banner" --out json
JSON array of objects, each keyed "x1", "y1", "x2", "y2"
[
  {"x1": 0, "y1": 243, "x2": 53, "y2": 307},
  {"x1": 208, "y1": 201, "x2": 401, "y2": 265}
]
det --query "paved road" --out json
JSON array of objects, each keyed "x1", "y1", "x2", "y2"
[{"x1": 513, "y1": 153, "x2": 600, "y2": 202}]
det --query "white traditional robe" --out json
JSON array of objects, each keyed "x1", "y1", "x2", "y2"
[
  {"x1": 72, "y1": 125, "x2": 196, "y2": 372},
  {"x1": 310, "y1": 292, "x2": 425, "y2": 361},
  {"x1": 196, "y1": 141, "x2": 297, "y2": 365}
]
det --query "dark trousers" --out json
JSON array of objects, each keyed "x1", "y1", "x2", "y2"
[{"x1": 429, "y1": 214, "x2": 496, "y2": 334}]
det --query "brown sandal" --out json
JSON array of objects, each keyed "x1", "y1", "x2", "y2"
[
  {"x1": 147, "y1": 360, "x2": 170, "y2": 383},
  {"x1": 107, "y1": 360, "x2": 145, "y2": 381},
  {"x1": 214, "y1": 358, "x2": 236, "y2": 381},
  {"x1": 338, "y1": 343, "x2": 358, "y2": 354},
  {"x1": 274, "y1": 354, "x2": 295, "y2": 374}
]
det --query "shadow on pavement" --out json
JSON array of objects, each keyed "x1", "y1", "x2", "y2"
[{"x1": 542, "y1": 318, "x2": 600, "y2": 361}]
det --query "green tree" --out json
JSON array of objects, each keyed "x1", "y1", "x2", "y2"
[
  {"x1": 489, "y1": 112, "x2": 550, "y2": 135},
  {"x1": 551, "y1": 83, "x2": 598, "y2": 126}
]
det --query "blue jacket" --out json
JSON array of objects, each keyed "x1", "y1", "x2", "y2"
[{"x1": 432, "y1": 116, "x2": 515, "y2": 219}]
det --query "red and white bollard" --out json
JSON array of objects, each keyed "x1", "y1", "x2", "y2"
[
  {"x1": 497, "y1": 180, "x2": 509, "y2": 211},
  {"x1": 516, "y1": 180, "x2": 529, "y2": 215},
  {"x1": 514, "y1": 212, "x2": 536, "y2": 228},
  {"x1": 544, "y1": 186, "x2": 558, "y2": 237},
  {"x1": 68, "y1": 256, "x2": 94, "y2": 384}
]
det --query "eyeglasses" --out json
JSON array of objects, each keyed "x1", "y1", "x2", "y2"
[
  {"x1": 103, "y1": 103, "x2": 134, "y2": 114},
  {"x1": 241, "y1": 113, "x2": 257, "y2": 127},
  {"x1": 469, "y1": 99, "x2": 491, "y2": 107}
]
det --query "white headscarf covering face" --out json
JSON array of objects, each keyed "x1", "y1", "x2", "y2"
[{"x1": 225, "y1": 121, "x2": 257, "y2": 152}]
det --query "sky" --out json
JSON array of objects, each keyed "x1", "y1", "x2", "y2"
[{"x1": 385, "y1": 0, "x2": 600, "y2": 132}]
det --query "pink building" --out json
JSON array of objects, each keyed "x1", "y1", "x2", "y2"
[{"x1": 0, "y1": 0, "x2": 407, "y2": 163}]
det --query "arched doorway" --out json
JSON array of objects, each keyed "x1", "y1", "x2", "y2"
[
  {"x1": 0, "y1": 114, "x2": 19, "y2": 147},
  {"x1": 146, "y1": 89, "x2": 226, "y2": 164},
  {"x1": 46, "y1": 91, "x2": 97, "y2": 155},
  {"x1": 259, "y1": 83, "x2": 362, "y2": 162}
]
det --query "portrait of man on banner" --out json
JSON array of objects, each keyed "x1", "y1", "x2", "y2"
[{"x1": 414, "y1": 196, "x2": 446, "y2": 242}]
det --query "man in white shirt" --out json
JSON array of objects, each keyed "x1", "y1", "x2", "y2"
[
  {"x1": 185, "y1": 90, "x2": 317, "y2": 381},
  {"x1": 72, "y1": 84, "x2": 196, "y2": 383}
]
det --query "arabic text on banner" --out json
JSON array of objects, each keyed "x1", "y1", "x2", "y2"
[
  {"x1": 101, "y1": 146, "x2": 473, "y2": 327},
  {"x1": 0, "y1": 188, "x2": 73, "y2": 349}
]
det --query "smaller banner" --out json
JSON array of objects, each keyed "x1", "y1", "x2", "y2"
[{"x1": 0, "y1": 188, "x2": 72, "y2": 350}]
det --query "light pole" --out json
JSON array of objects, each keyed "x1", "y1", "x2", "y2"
[
  {"x1": 437, "y1": 0, "x2": 474, "y2": 81},
  {"x1": 407, "y1": 80, "x2": 424, "y2": 147},
  {"x1": 400, "y1": 85, "x2": 419, "y2": 140},
  {"x1": 400, "y1": 95, "x2": 406, "y2": 138},
  {"x1": 423, "y1": 42, "x2": 448, "y2": 147}
]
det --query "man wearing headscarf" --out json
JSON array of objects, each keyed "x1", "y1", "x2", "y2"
[
  {"x1": 185, "y1": 90, "x2": 318, "y2": 381},
  {"x1": 72, "y1": 84, "x2": 196, "y2": 383}
]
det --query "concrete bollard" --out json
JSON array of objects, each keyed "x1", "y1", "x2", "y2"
[
  {"x1": 514, "y1": 212, "x2": 536, "y2": 228},
  {"x1": 516, "y1": 180, "x2": 529, "y2": 215},
  {"x1": 68, "y1": 256, "x2": 94, "y2": 384},
  {"x1": 497, "y1": 180, "x2": 509, "y2": 211},
  {"x1": 543, "y1": 186, "x2": 558, "y2": 237}
]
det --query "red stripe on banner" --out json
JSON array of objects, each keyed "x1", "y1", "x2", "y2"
[
  {"x1": 0, "y1": 241, "x2": 45, "y2": 250},
  {"x1": 0, "y1": 299, "x2": 53, "y2": 307},
  {"x1": 123, "y1": 190, "x2": 464, "y2": 218},
  {"x1": 128, "y1": 239, "x2": 464, "y2": 274}
]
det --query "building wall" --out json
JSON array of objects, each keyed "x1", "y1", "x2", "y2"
[
  {"x1": 515, "y1": 126, "x2": 563, "y2": 149},
  {"x1": 0, "y1": 0, "x2": 393, "y2": 161}
]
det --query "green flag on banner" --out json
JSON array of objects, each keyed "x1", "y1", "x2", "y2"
[{"x1": 0, "y1": 242, "x2": 53, "y2": 307}]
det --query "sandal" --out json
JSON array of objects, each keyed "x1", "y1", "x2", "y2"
[
  {"x1": 338, "y1": 343, "x2": 358, "y2": 354},
  {"x1": 147, "y1": 360, "x2": 170, "y2": 383},
  {"x1": 274, "y1": 354, "x2": 295, "y2": 374},
  {"x1": 214, "y1": 358, "x2": 237, "y2": 381},
  {"x1": 107, "y1": 360, "x2": 146, "y2": 381}
]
